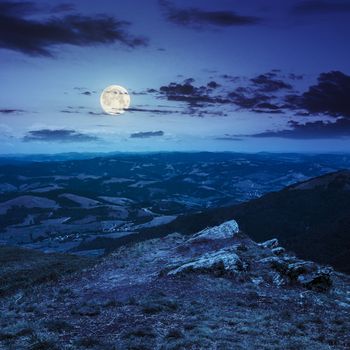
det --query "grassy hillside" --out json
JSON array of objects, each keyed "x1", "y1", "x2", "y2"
[{"x1": 0, "y1": 246, "x2": 96, "y2": 296}]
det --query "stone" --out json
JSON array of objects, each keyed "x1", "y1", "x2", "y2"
[
  {"x1": 285, "y1": 261, "x2": 314, "y2": 280},
  {"x1": 271, "y1": 272, "x2": 288, "y2": 287},
  {"x1": 188, "y1": 220, "x2": 239, "y2": 242},
  {"x1": 258, "y1": 238, "x2": 279, "y2": 249},
  {"x1": 272, "y1": 247, "x2": 285, "y2": 256},
  {"x1": 298, "y1": 267, "x2": 333, "y2": 292},
  {"x1": 263, "y1": 256, "x2": 333, "y2": 292},
  {"x1": 167, "y1": 248, "x2": 243, "y2": 276}
]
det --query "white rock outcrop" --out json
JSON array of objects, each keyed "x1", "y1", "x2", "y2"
[
  {"x1": 272, "y1": 247, "x2": 285, "y2": 255},
  {"x1": 258, "y1": 238, "x2": 279, "y2": 249},
  {"x1": 167, "y1": 248, "x2": 242, "y2": 276},
  {"x1": 188, "y1": 220, "x2": 239, "y2": 242}
]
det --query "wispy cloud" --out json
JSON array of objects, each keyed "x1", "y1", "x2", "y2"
[
  {"x1": 157, "y1": 78, "x2": 230, "y2": 106},
  {"x1": 250, "y1": 118, "x2": 350, "y2": 139},
  {"x1": 0, "y1": 109, "x2": 26, "y2": 114},
  {"x1": 23, "y1": 129, "x2": 99, "y2": 142},
  {"x1": 130, "y1": 131, "x2": 164, "y2": 138},
  {"x1": 159, "y1": 0, "x2": 261, "y2": 29},
  {"x1": 73, "y1": 87, "x2": 97, "y2": 96},
  {"x1": 128, "y1": 107, "x2": 177, "y2": 114},
  {"x1": 215, "y1": 135, "x2": 243, "y2": 141}
]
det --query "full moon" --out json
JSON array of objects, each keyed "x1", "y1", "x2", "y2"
[{"x1": 100, "y1": 85, "x2": 131, "y2": 115}]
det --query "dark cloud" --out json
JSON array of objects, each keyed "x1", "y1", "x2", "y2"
[
  {"x1": 0, "y1": 109, "x2": 25, "y2": 114},
  {"x1": 287, "y1": 71, "x2": 350, "y2": 117},
  {"x1": 218, "y1": 70, "x2": 350, "y2": 138},
  {"x1": 73, "y1": 87, "x2": 96, "y2": 96},
  {"x1": 251, "y1": 118, "x2": 350, "y2": 139},
  {"x1": 88, "y1": 111, "x2": 105, "y2": 116},
  {"x1": 0, "y1": 0, "x2": 147, "y2": 56},
  {"x1": 81, "y1": 91, "x2": 96, "y2": 96},
  {"x1": 230, "y1": 70, "x2": 350, "y2": 117},
  {"x1": 160, "y1": 0, "x2": 260, "y2": 28},
  {"x1": 150, "y1": 70, "x2": 350, "y2": 118},
  {"x1": 207, "y1": 81, "x2": 221, "y2": 89},
  {"x1": 154, "y1": 70, "x2": 297, "y2": 114},
  {"x1": 221, "y1": 74, "x2": 241, "y2": 83},
  {"x1": 23, "y1": 129, "x2": 98, "y2": 142},
  {"x1": 255, "y1": 102, "x2": 283, "y2": 110},
  {"x1": 215, "y1": 135, "x2": 243, "y2": 141},
  {"x1": 224, "y1": 71, "x2": 293, "y2": 111},
  {"x1": 228, "y1": 89, "x2": 272, "y2": 109},
  {"x1": 159, "y1": 80, "x2": 230, "y2": 106},
  {"x1": 128, "y1": 107, "x2": 177, "y2": 114},
  {"x1": 293, "y1": 1, "x2": 350, "y2": 15},
  {"x1": 224, "y1": 73, "x2": 293, "y2": 113},
  {"x1": 251, "y1": 101, "x2": 285, "y2": 114},
  {"x1": 250, "y1": 73, "x2": 293, "y2": 92},
  {"x1": 60, "y1": 106, "x2": 87, "y2": 114},
  {"x1": 130, "y1": 131, "x2": 164, "y2": 138}
]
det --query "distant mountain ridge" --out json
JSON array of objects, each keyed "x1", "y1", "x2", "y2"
[{"x1": 287, "y1": 169, "x2": 350, "y2": 191}]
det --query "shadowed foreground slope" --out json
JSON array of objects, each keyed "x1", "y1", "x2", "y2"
[
  {"x1": 0, "y1": 221, "x2": 349, "y2": 349},
  {"x1": 0, "y1": 246, "x2": 95, "y2": 296}
]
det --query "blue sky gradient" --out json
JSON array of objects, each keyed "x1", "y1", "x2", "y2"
[{"x1": 1, "y1": 0, "x2": 350, "y2": 153}]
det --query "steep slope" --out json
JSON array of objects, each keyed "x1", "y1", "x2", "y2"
[
  {"x1": 136, "y1": 170, "x2": 350, "y2": 273},
  {"x1": 288, "y1": 170, "x2": 350, "y2": 190},
  {"x1": 0, "y1": 221, "x2": 349, "y2": 349}
]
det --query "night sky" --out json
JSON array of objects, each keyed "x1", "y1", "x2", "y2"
[{"x1": 1, "y1": 0, "x2": 350, "y2": 153}]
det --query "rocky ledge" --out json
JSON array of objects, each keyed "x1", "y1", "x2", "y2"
[{"x1": 163, "y1": 220, "x2": 333, "y2": 293}]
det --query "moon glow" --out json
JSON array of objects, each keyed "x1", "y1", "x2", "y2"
[{"x1": 100, "y1": 85, "x2": 131, "y2": 115}]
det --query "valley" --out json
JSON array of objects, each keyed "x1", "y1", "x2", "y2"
[{"x1": 1, "y1": 152, "x2": 349, "y2": 256}]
